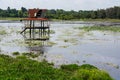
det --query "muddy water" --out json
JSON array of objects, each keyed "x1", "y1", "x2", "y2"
[{"x1": 0, "y1": 21, "x2": 120, "y2": 80}]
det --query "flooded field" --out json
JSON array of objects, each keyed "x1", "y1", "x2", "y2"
[{"x1": 0, "y1": 20, "x2": 120, "y2": 80}]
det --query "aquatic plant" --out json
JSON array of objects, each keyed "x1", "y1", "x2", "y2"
[
  {"x1": 64, "y1": 39, "x2": 69, "y2": 42},
  {"x1": 49, "y1": 30, "x2": 55, "y2": 34},
  {"x1": 48, "y1": 41, "x2": 57, "y2": 46},
  {"x1": 22, "y1": 52, "x2": 41, "y2": 58},
  {"x1": 106, "y1": 62, "x2": 119, "y2": 69},
  {"x1": 12, "y1": 52, "x2": 20, "y2": 55},
  {"x1": 0, "y1": 30, "x2": 7, "y2": 35},
  {"x1": 25, "y1": 41, "x2": 43, "y2": 46},
  {"x1": 63, "y1": 38, "x2": 78, "y2": 45},
  {"x1": 0, "y1": 54, "x2": 114, "y2": 80},
  {"x1": 75, "y1": 26, "x2": 120, "y2": 32}
]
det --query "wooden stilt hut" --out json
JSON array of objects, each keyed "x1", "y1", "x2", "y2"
[{"x1": 21, "y1": 9, "x2": 50, "y2": 40}]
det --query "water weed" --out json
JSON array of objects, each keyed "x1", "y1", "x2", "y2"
[{"x1": 77, "y1": 26, "x2": 120, "y2": 32}]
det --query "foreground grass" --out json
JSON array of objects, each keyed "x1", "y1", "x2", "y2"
[
  {"x1": 76, "y1": 26, "x2": 120, "y2": 32},
  {"x1": 0, "y1": 54, "x2": 113, "y2": 80}
]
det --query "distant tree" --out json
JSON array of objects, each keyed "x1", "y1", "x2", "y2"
[
  {"x1": 114, "y1": 6, "x2": 120, "y2": 19},
  {"x1": 78, "y1": 10, "x2": 84, "y2": 19},
  {"x1": 97, "y1": 9, "x2": 106, "y2": 19},
  {"x1": 90, "y1": 11, "x2": 97, "y2": 19},
  {"x1": 0, "y1": 6, "x2": 120, "y2": 19},
  {"x1": 116, "y1": 7, "x2": 120, "y2": 19},
  {"x1": 21, "y1": 7, "x2": 27, "y2": 17},
  {"x1": 9, "y1": 9, "x2": 15, "y2": 17},
  {"x1": 21, "y1": 7, "x2": 27, "y2": 13},
  {"x1": 7, "y1": 7, "x2": 10, "y2": 13},
  {"x1": 18, "y1": 10, "x2": 23, "y2": 18}
]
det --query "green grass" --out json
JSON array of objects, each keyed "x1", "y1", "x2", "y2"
[
  {"x1": 0, "y1": 54, "x2": 114, "y2": 80},
  {"x1": 1, "y1": 17, "x2": 120, "y2": 22},
  {"x1": 50, "y1": 19, "x2": 120, "y2": 22},
  {"x1": 76, "y1": 26, "x2": 120, "y2": 32},
  {"x1": 0, "y1": 17, "x2": 23, "y2": 21},
  {"x1": 80, "y1": 19, "x2": 120, "y2": 22}
]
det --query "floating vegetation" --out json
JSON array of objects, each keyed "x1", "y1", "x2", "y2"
[
  {"x1": 0, "y1": 30, "x2": 7, "y2": 35},
  {"x1": 83, "y1": 60, "x2": 86, "y2": 63},
  {"x1": 22, "y1": 52, "x2": 41, "y2": 58},
  {"x1": 62, "y1": 30, "x2": 73, "y2": 36},
  {"x1": 48, "y1": 41, "x2": 57, "y2": 46},
  {"x1": 106, "y1": 62, "x2": 119, "y2": 69},
  {"x1": 76, "y1": 30, "x2": 86, "y2": 37},
  {"x1": 63, "y1": 38, "x2": 78, "y2": 45},
  {"x1": 77, "y1": 26, "x2": 120, "y2": 32},
  {"x1": 76, "y1": 60, "x2": 80, "y2": 64},
  {"x1": 85, "y1": 54, "x2": 93, "y2": 57},
  {"x1": 49, "y1": 30, "x2": 55, "y2": 34},
  {"x1": 59, "y1": 45, "x2": 68, "y2": 48},
  {"x1": 12, "y1": 52, "x2": 20, "y2": 56},
  {"x1": 25, "y1": 41, "x2": 43, "y2": 46},
  {"x1": 54, "y1": 54, "x2": 63, "y2": 59},
  {"x1": 64, "y1": 39, "x2": 69, "y2": 42}
]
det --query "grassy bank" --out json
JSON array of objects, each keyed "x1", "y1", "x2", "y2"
[
  {"x1": 76, "y1": 26, "x2": 120, "y2": 32},
  {"x1": 0, "y1": 17, "x2": 120, "y2": 22},
  {"x1": 0, "y1": 17, "x2": 23, "y2": 21},
  {"x1": 50, "y1": 19, "x2": 120, "y2": 22},
  {"x1": 81, "y1": 19, "x2": 120, "y2": 22},
  {"x1": 0, "y1": 54, "x2": 113, "y2": 80}
]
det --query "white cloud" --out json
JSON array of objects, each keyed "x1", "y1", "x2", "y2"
[{"x1": 0, "y1": 0, "x2": 119, "y2": 10}]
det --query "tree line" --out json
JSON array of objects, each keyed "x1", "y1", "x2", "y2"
[
  {"x1": 0, "y1": 7, "x2": 27, "y2": 18},
  {"x1": 0, "y1": 6, "x2": 120, "y2": 19}
]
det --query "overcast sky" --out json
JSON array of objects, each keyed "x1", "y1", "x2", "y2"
[{"x1": 0, "y1": 0, "x2": 120, "y2": 11}]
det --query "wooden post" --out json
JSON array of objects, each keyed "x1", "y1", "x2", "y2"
[
  {"x1": 32, "y1": 20, "x2": 35, "y2": 39},
  {"x1": 43, "y1": 20, "x2": 45, "y2": 35},
  {"x1": 30, "y1": 20, "x2": 32, "y2": 39},
  {"x1": 41, "y1": 20, "x2": 43, "y2": 36}
]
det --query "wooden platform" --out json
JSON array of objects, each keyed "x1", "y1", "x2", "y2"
[{"x1": 25, "y1": 27, "x2": 49, "y2": 29}]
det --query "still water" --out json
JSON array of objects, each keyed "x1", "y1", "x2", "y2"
[{"x1": 0, "y1": 20, "x2": 120, "y2": 80}]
